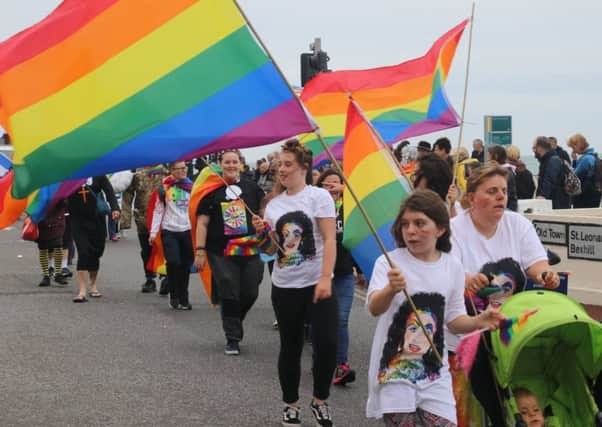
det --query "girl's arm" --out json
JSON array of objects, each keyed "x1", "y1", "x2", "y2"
[
  {"x1": 193, "y1": 215, "x2": 210, "y2": 270},
  {"x1": 526, "y1": 260, "x2": 560, "y2": 289},
  {"x1": 314, "y1": 217, "x2": 336, "y2": 303},
  {"x1": 447, "y1": 306, "x2": 503, "y2": 335},
  {"x1": 368, "y1": 267, "x2": 406, "y2": 316}
]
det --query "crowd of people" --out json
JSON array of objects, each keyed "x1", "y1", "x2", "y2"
[{"x1": 19, "y1": 133, "x2": 602, "y2": 427}]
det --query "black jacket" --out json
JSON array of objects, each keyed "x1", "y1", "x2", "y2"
[{"x1": 536, "y1": 151, "x2": 570, "y2": 209}]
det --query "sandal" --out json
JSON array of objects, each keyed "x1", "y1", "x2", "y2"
[
  {"x1": 89, "y1": 291, "x2": 102, "y2": 298},
  {"x1": 73, "y1": 295, "x2": 88, "y2": 303}
]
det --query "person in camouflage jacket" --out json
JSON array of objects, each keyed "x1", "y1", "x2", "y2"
[{"x1": 121, "y1": 165, "x2": 168, "y2": 293}]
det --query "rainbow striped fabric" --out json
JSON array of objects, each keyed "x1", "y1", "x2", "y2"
[
  {"x1": 301, "y1": 20, "x2": 467, "y2": 166},
  {"x1": 0, "y1": 0, "x2": 314, "y2": 198},
  {"x1": 0, "y1": 164, "x2": 83, "y2": 228},
  {"x1": 499, "y1": 309, "x2": 539, "y2": 346},
  {"x1": 342, "y1": 100, "x2": 413, "y2": 280}
]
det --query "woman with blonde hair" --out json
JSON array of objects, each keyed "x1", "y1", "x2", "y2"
[
  {"x1": 568, "y1": 133, "x2": 601, "y2": 208},
  {"x1": 452, "y1": 146, "x2": 479, "y2": 194},
  {"x1": 505, "y1": 145, "x2": 535, "y2": 199}
]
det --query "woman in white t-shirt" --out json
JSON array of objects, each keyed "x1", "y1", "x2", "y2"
[
  {"x1": 367, "y1": 190, "x2": 501, "y2": 426},
  {"x1": 450, "y1": 163, "x2": 560, "y2": 427},
  {"x1": 252, "y1": 139, "x2": 338, "y2": 427}
]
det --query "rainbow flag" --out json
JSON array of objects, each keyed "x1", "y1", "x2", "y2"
[
  {"x1": 301, "y1": 19, "x2": 467, "y2": 166},
  {"x1": 499, "y1": 309, "x2": 539, "y2": 346},
  {"x1": 0, "y1": 165, "x2": 83, "y2": 228},
  {"x1": 0, "y1": 0, "x2": 314, "y2": 198},
  {"x1": 342, "y1": 100, "x2": 413, "y2": 280}
]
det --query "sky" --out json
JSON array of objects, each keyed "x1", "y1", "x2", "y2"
[{"x1": 1, "y1": 0, "x2": 600, "y2": 164}]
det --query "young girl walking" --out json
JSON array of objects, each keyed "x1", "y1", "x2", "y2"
[{"x1": 366, "y1": 190, "x2": 502, "y2": 426}]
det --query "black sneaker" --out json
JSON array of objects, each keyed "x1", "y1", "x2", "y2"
[
  {"x1": 60, "y1": 267, "x2": 73, "y2": 278},
  {"x1": 282, "y1": 406, "x2": 301, "y2": 426},
  {"x1": 168, "y1": 295, "x2": 179, "y2": 310},
  {"x1": 48, "y1": 267, "x2": 55, "y2": 277},
  {"x1": 53, "y1": 273, "x2": 69, "y2": 286},
  {"x1": 332, "y1": 363, "x2": 356, "y2": 386},
  {"x1": 38, "y1": 276, "x2": 51, "y2": 287},
  {"x1": 141, "y1": 279, "x2": 156, "y2": 293},
  {"x1": 224, "y1": 340, "x2": 240, "y2": 356},
  {"x1": 310, "y1": 401, "x2": 333, "y2": 427},
  {"x1": 158, "y1": 277, "x2": 169, "y2": 296},
  {"x1": 178, "y1": 303, "x2": 192, "y2": 310}
]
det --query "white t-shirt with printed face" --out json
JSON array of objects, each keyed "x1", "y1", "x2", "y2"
[
  {"x1": 366, "y1": 248, "x2": 466, "y2": 422},
  {"x1": 446, "y1": 210, "x2": 547, "y2": 350},
  {"x1": 264, "y1": 185, "x2": 335, "y2": 289}
]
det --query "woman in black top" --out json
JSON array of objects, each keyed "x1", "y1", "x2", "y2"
[{"x1": 68, "y1": 176, "x2": 119, "y2": 302}]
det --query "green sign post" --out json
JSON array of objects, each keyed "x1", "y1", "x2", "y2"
[{"x1": 484, "y1": 115, "x2": 512, "y2": 147}]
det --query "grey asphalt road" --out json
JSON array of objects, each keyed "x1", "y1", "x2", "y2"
[{"x1": 0, "y1": 223, "x2": 380, "y2": 427}]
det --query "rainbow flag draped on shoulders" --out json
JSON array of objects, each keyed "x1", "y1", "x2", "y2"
[
  {"x1": 301, "y1": 19, "x2": 467, "y2": 166},
  {"x1": 342, "y1": 100, "x2": 413, "y2": 280},
  {"x1": 0, "y1": 159, "x2": 83, "y2": 229},
  {"x1": 0, "y1": 0, "x2": 315, "y2": 198}
]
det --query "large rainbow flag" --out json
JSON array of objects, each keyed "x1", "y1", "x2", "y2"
[
  {"x1": 301, "y1": 19, "x2": 467, "y2": 166},
  {"x1": 0, "y1": 0, "x2": 314, "y2": 198},
  {"x1": 342, "y1": 100, "x2": 413, "y2": 280}
]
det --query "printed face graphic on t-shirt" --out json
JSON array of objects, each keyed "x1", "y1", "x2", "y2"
[
  {"x1": 479, "y1": 257, "x2": 525, "y2": 306},
  {"x1": 275, "y1": 210, "x2": 316, "y2": 268},
  {"x1": 221, "y1": 199, "x2": 248, "y2": 236},
  {"x1": 378, "y1": 293, "x2": 444, "y2": 385},
  {"x1": 402, "y1": 311, "x2": 436, "y2": 358}
]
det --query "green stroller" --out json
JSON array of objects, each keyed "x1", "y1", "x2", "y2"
[{"x1": 491, "y1": 290, "x2": 602, "y2": 426}]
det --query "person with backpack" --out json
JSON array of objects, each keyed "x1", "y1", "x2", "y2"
[
  {"x1": 568, "y1": 133, "x2": 602, "y2": 208},
  {"x1": 149, "y1": 161, "x2": 194, "y2": 310},
  {"x1": 533, "y1": 136, "x2": 570, "y2": 209}
]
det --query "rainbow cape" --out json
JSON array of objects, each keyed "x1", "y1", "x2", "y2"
[
  {"x1": 499, "y1": 309, "x2": 539, "y2": 346},
  {"x1": 301, "y1": 19, "x2": 467, "y2": 166},
  {"x1": 342, "y1": 100, "x2": 413, "y2": 280},
  {"x1": 0, "y1": 165, "x2": 83, "y2": 229},
  {"x1": 0, "y1": 0, "x2": 314, "y2": 198}
]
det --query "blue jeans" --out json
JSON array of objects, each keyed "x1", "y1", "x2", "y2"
[{"x1": 333, "y1": 274, "x2": 355, "y2": 365}]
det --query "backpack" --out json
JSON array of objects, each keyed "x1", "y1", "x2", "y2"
[{"x1": 561, "y1": 160, "x2": 582, "y2": 196}]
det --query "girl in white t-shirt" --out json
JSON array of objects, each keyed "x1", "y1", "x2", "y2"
[
  {"x1": 252, "y1": 139, "x2": 338, "y2": 427},
  {"x1": 367, "y1": 190, "x2": 502, "y2": 426}
]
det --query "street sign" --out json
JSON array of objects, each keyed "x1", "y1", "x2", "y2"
[{"x1": 484, "y1": 115, "x2": 512, "y2": 146}]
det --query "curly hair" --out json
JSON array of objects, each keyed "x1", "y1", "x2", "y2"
[
  {"x1": 379, "y1": 292, "x2": 445, "y2": 377},
  {"x1": 275, "y1": 210, "x2": 316, "y2": 258},
  {"x1": 391, "y1": 190, "x2": 451, "y2": 253}
]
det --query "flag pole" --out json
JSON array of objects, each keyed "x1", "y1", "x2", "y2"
[
  {"x1": 234, "y1": 0, "x2": 441, "y2": 363},
  {"x1": 452, "y1": 2, "x2": 476, "y2": 186}
]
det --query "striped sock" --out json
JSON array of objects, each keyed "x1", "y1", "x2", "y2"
[
  {"x1": 53, "y1": 248, "x2": 63, "y2": 275},
  {"x1": 39, "y1": 249, "x2": 49, "y2": 276}
]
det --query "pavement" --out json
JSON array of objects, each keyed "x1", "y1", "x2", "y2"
[{"x1": 0, "y1": 223, "x2": 380, "y2": 427}]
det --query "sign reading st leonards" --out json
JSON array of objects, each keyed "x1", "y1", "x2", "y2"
[
  {"x1": 532, "y1": 221, "x2": 567, "y2": 246},
  {"x1": 568, "y1": 224, "x2": 602, "y2": 261}
]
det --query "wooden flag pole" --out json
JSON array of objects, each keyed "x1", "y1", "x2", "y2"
[
  {"x1": 452, "y1": 2, "x2": 477, "y2": 186},
  {"x1": 234, "y1": 0, "x2": 441, "y2": 363}
]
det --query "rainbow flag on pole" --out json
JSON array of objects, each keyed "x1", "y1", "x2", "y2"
[
  {"x1": 499, "y1": 309, "x2": 539, "y2": 346},
  {"x1": 342, "y1": 100, "x2": 413, "y2": 280},
  {"x1": 0, "y1": 0, "x2": 314, "y2": 198},
  {"x1": 301, "y1": 19, "x2": 467, "y2": 166}
]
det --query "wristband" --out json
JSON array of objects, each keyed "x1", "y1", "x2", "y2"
[{"x1": 196, "y1": 246, "x2": 206, "y2": 250}]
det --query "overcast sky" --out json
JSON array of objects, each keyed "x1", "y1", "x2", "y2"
[{"x1": 1, "y1": 1, "x2": 600, "y2": 163}]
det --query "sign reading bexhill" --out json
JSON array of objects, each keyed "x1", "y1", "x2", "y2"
[{"x1": 568, "y1": 224, "x2": 602, "y2": 261}]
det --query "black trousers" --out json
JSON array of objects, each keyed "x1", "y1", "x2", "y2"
[
  {"x1": 207, "y1": 253, "x2": 263, "y2": 342},
  {"x1": 161, "y1": 229, "x2": 193, "y2": 305},
  {"x1": 71, "y1": 215, "x2": 106, "y2": 272},
  {"x1": 137, "y1": 231, "x2": 155, "y2": 280},
  {"x1": 271, "y1": 285, "x2": 338, "y2": 403}
]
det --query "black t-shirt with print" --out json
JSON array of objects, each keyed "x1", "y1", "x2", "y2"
[
  {"x1": 334, "y1": 205, "x2": 355, "y2": 276},
  {"x1": 196, "y1": 178, "x2": 265, "y2": 255}
]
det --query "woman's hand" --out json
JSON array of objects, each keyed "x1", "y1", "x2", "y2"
[
  {"x1": 313, "y1": 276, "x2": 332, "y2": 303},
  {"x1": 476, "y1": 305, "x2": 504, "y2": 331},
  {"x1": 387, "y1": 267, "x2": 406, "y2": 294},
  {"x1": 465, "y1": 273, "x2": 490, "y2": 294},
  {"x1": 251, "y1": 215, "x2": 266, "y2": 233},
  {"x1": 194, "y1": 252, "x2": 206, "y2": 271},
  {"x1": 148, "y1": 235, "x2": 155, "y2": 245},
  {"x1": 540, "y1": 270, "x2": 560, "y2": 289},
  {"x1": 446, "y1": 184, "x2": 458, "y2": 205}
]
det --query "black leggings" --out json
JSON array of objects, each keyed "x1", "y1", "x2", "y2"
[
  {"x1": 271, "y1": 285, "x2": 338, "y2": 404},
  {"x1": 161, "y1": 229, "x2": 193, "y2": 305}
]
